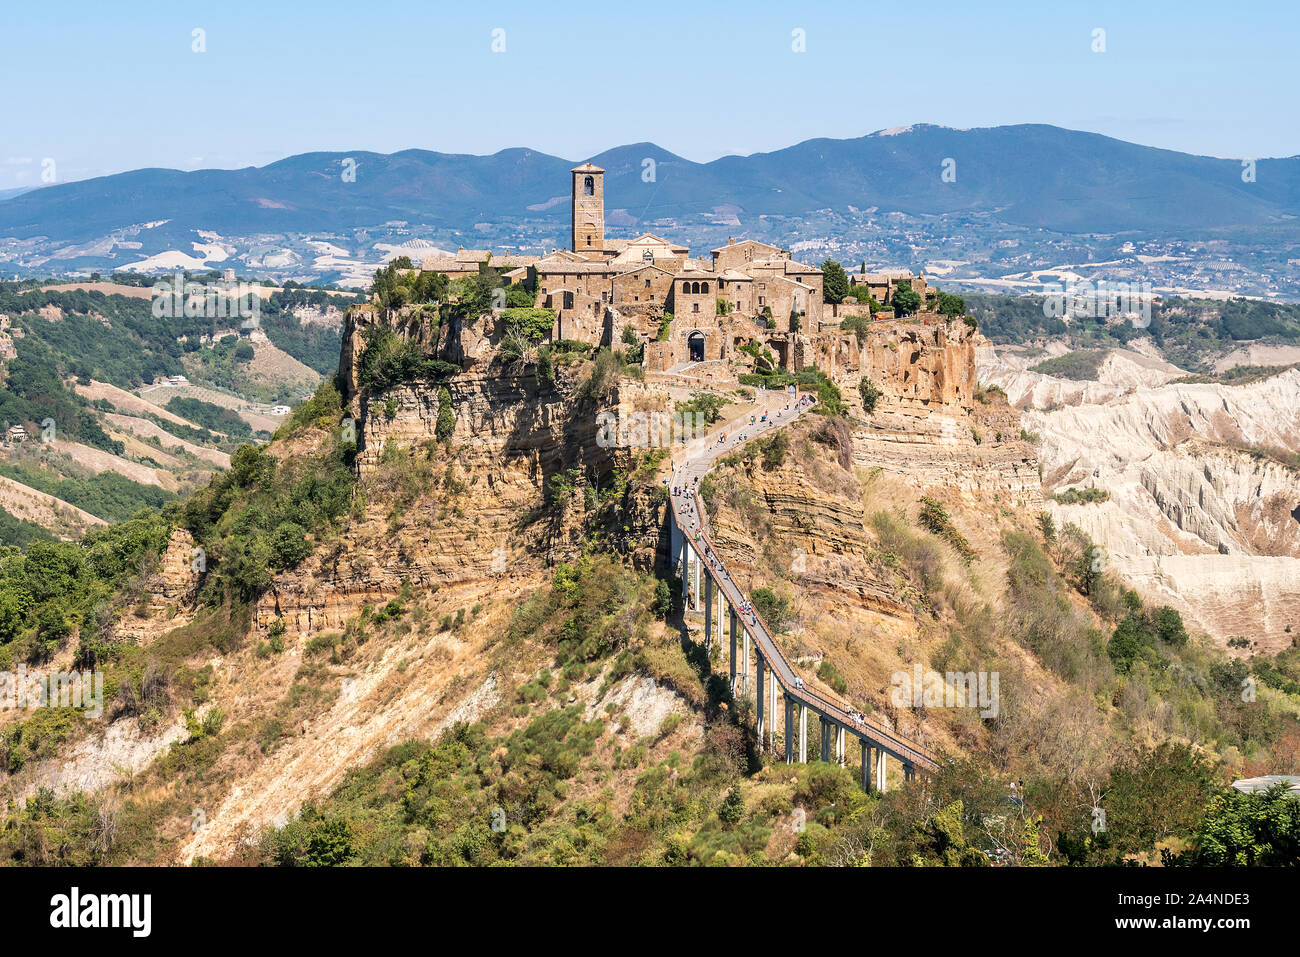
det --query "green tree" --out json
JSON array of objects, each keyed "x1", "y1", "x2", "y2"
[
  {"x1": 935, "y1": 291, "x2": 966, "y2": 317},
  {"x1": 909, "y1": 800, "x2": 988, "y2": 867},
  {"x1": 1074, "y1": 544, "x2": 1104, "y2": 596},
  {"x1": 891, "y1": 281, "x2": 923, "y2": 317},
  {"x1": 1036, "y1": 511, "x2": 1056, "y2": 545},
  {"x1": 858, "y1": 378, "x2": 882, "y2": 414},
  {"x1": 1154, "y1": 605, "x2": 1188, "y2": 646},
  {"x1": 1184, "y1": 783, "x2": 1300, "y2": 866},
  {"x1": 1107, "y1": 613, "x2": 1149, "y2": 673},
  {"x1": 0, "y1": 586, "x2": 34, "y2": 644},
  {"x1": 436, "y1": 386, "x2": 455, "y2": 442},
  {"x1": 751, "y1": 586, "x2": 792, "y2": 631},
  {"x1": 1102, "y1": 743, "x2": 1215, "y2": 859},
  {"x1": 269, "y1": 521, "x2": 312, "y2": 569},
  {"x1": 821, "y1": 259, "x2": 849, "y2": 305},
  {"x1": 678, "y1": 390, "x2": 728, "y2": 425},
  {"x1": 718, "y1": 789, "x2": 745, "y2": 826}
]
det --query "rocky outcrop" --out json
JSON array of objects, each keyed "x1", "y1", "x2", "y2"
[
  {"x1": 114, "y1": 529, "x2": 202, "y2": 644},
  {"x1": 256, "y1": 360, "x2": 641, "y2": 640},
  {"x1": 843, "y1": 319, "x2": 1041, "y2": 506}
]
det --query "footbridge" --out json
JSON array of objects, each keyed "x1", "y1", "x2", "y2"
[{"x1": 668, "y1": 394, "x2": 940, "y2": 791}]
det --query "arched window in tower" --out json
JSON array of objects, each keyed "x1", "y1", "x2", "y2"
[
  {"x1": 584, "y1": 176, "x2": 594, "y2": 196},
  {"x1": 701, "y1": 282, "x2": 709, "y2": 294}
]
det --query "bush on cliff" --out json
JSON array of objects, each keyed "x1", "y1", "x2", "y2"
[{"x1": 356, "y1": 326, "x2": 460, "y2": 393}]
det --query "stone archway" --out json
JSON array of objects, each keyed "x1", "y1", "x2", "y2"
[{"x1": 688, "y1": 330, "x2": 705, "y2": 362}]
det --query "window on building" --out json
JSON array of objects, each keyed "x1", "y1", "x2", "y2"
[
  {"x1": 693, "y1": 303, "x2": 699, "y2": 313},
  {"x1": 759, "y1": 297, "x2": 765, "y2": 306},
  {"x1": 701, "y1": 282, "x2": 709, "y2": 293},
  {"x1": 584, "y1": 175, "x2": 594, "y2": 195},
  {"x1": 645, "y1": 279, "x2": 651, "y2": 288}
]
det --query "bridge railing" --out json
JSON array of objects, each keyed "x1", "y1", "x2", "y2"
[{"x1": 671, "y1": 421, "x2": 939, "y2": 772}]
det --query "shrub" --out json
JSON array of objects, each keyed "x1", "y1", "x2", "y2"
[{"x1": 859, "y1": 378, "x2": 882, "y2": 414}]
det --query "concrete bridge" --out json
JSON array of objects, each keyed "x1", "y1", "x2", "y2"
[{"x1": 668, "y1": 395, "x2": 940, "y2": 791}]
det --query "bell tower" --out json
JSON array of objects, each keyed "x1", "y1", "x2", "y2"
[{"x1": 571, "y1": 163, "x2": 605, "y2": 255}]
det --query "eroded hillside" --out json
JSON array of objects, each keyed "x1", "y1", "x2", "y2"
[{"x1": 979, "y1": 342, "x2": 1300, "y2": 653}]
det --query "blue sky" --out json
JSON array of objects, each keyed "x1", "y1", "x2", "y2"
[{"x1": 2, "y1": 0, "x2": 1296, "y2": 189}]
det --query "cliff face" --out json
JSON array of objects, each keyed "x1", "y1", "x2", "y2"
[
  {"x1": 262, "y1": 304, "x2": 654, "y2": 640},
  {"x1": 830, "y1": 319, "x2": 1042, "y2": 506}
]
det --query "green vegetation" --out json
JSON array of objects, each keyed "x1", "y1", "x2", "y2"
[
  {"x1": 575, "y1": 347, "x2": 642, "y2": 402},
  {"x1": 816, "y1": 660, "x2": 848, "y2": 695},
  {"x1": 795, "y1": 368, "x2": 845, "y2": 416},
  {"x1": 820, "y1": 259, "x2": 849, "y2": 305},
  {"x1": 0, "y1": 510, "x2": 172, "y2": 668},
  {"x1": 917, "y1": 497, "x2": 975, "y2": 563},
  {"x1": 369, "y1": 257, "x2": 450, "y2": 311},
  {"x1": 0, "y1": 508, "x2": 54, "y2": 549},
  {"x1": 0, "y1": 344, "x2": 123, "y2": 454},
  {"x1": 891, "y1": 280, "x2": 922, "y2": 317},
  {"x1": 750, "y1": 586, "x2": 792, "y2": 632},
  {"x1": 356, "y1": 325, "x2": 460, "y2": 394},
  {"x1": 1171, "y1": 783, "x2": 1300, "y2": 865},
  {"x1": 1028, "y1": 349, "x2": 1106, "y2": 381},
  {"x1": 965, "y1": 292, "x2": 1300, "y2": 372},
  {"x1": 255, "y1": 283, "x2": 360, "y2": 375},
  {"x1": 1051, "y1": 486, "x2": 1110, "y2": 505},
  {"x1": 436, "y1": 386, "x2": 455, "y2": 442},
  {"x1": 858, "y1": 378, "x2": 882, "y2": 414},
  {"x1": 1106, "y1": 605, "x2": 1190, "y2": 673},
  {"x1": 657, "y1": 312, "x2": 673, "y2": 342},
  {"x1": 183, "y1": 382, "x2": 356, "y2": 602},
  {"x1": 934, "y1": 291, "x2": 966, "y2": 318},
  {"x1": 165, "y1": 396, "x2": 252, "y2": 438},
  {"x1": 498, "y1": 307, "x2": 557, "y2": 364},
  {"x1": 675, "y1": 391, "x2": 730, "y2": 426},
  {"x1": 0, "y1": 461, "x2": 173, "y2": 523}
]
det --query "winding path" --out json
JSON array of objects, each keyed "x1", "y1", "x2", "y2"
[{"x1": 668, "y1": 391, "x2": 939, "y2": 781}]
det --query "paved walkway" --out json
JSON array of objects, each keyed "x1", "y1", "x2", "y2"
[{"x1": 669, "y1": 394, "x2": 939, "y2": 772}]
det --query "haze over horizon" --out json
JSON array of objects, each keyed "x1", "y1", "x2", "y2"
[{"x1": 3, "y1": 0, "x2": 1297, "y2": 190}]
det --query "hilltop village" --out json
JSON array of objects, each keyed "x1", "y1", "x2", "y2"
[{"x1": 416, "y1": 163, "x2": 943, "y2": 376}]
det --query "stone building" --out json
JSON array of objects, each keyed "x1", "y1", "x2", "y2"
[
  {"x1": 417, "y1": 163, "x2": 931, "y2": 372},
  {"x1": 849, "y1": 269, "x2": 929, "y2": 306}
]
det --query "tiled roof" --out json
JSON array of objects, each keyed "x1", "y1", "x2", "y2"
[
  {"x1": 420, "y1": 257, "x2": 477, "y2": 271},
  {"x1": 710, "y1": 238, "x2": 782, "y2": 253},
  {"x1": 615, "y1": 263, "x2": 673, "y2": 278},
  {"x1": 535, "y1": 261, "x2": 618, "y2": 274}
]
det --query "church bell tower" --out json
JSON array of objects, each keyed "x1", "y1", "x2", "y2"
[{"x1": 571, "y1": 163, "x2": 605, "y2": 255}]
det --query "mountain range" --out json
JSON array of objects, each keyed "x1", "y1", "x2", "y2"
[{"x1": 3, "y1": 124, "x2": 1298, "y2": 295}]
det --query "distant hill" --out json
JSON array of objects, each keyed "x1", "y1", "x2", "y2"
[{"x1": 2, "y1": 124, "x2": 1297, "y2": 243}]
